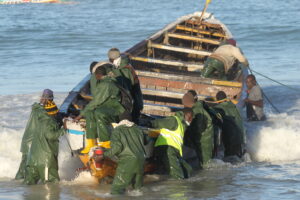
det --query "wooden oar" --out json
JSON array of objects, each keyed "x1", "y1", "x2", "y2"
[{"x1": 198, "y1": 0, "x2": 212, "y2": 22}]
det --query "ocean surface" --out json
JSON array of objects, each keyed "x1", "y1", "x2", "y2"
[{"x1": 1, "y1": 0, "x2": 300, "y2": 199}]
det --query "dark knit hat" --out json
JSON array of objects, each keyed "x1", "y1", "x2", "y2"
[{"x1": 42, "y1": 89, "x2": 54, "y2": 100}]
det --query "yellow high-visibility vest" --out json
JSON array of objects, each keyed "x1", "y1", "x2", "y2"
[{"x1": 154, "y1": 116, "x2": 184, "y2": 156}]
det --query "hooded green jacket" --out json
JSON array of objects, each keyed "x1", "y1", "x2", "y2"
[
  {"x1": 213, "y1": 101, "x2": 244, "y2": 145},
  {"x1": 20, "y1": 103, "x2": 41, "y2": 154},
  {"x1": 81, "y1": 76, "x2": 125, "y2": 117},
  {"x1": 104, "y1": 122, "x2": 146, "y2": 161},
  {"x1": 26, "y1": 103, "x2": 64, "y2": 168}
]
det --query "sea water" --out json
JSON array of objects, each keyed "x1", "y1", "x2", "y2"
[{"x1": 0, "y1": 0, "x2": 300, "y2": 199}]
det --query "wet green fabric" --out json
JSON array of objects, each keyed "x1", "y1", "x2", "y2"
[
  {"x1": 154, "y1": 146, "x2": 192, "y2": 180},
  {"x1": 81, "y1": 76, "x2": 125, "y2": 141},
  {"x1": 151, "y1": 112, "x2": 186, "y2": 131},
  {"x1": 201, "y1": 57, "x2": 226, "y2": 80},
  {"x1": 213, "y1": 101, "x2": 244, "y2": 157},
  {"x1": 15, "y1": 103, "x2": 41, "y2": 179},
  {"x1": 185, "y1": 101, "x2": 214, "y2": 168},
  {"x1": 90, "y1": 73, "x2": 98, "y2": 97},
  {"x1": 113, "y1": 57, "x2": 144, "y2": 123},
  {"x1": 104, "y1": 124, "x2": 146, "y2": 194},
  {"x1": 23, "y1": 103, "x2": 64, "y2": 185},
  {"x1": 152, "y1": 113, "x2": 191, "y2": 179}
]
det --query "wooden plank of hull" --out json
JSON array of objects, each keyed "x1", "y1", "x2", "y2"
[
  {"x1": 131, "y1": 56, "x2": 204, "y2": 70},
  {"x1": 142, "y1": 88, "x2": 207, "y2": 100},
  {"x1": 176, "y1": 25, "x2": 226, "y2": 38},
  {"x1": 136, "y1": 70, "x2": 242, "y2": 88},
  {"x1": 148, "y1": 42, "x2": 212, "y2": 56},
  {"x1": 139, "y1": 76, "x2": 241, "y2": 99},
  {"x1": 166, "y1": 33, "x2": 221, "y2": 45}
]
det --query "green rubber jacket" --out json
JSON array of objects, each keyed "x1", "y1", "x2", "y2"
[
  {"x1": 185, "y1": 101, "x2": 214, "y2": 167},
  {"x1": 26, "y1": 103, "x2": 65, "y2": 171},
  {"x1": 81, "y1": 76, "x2": 125, "y2": 117},
  {"x1": 213, "y1": 101, "x2": 244, "y2": 153},
  {"x1": 104, "y1": 123, "x2": 146, "y2": 194}
]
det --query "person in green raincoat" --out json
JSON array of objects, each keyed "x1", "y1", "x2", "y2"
[
  {"x1": 23, "y1": 89, "x2": 65, "y2": 185},
  {"x1": 213, "y1": 91, "x2": 245, "y2": 157},
  {"x1": 101, "y1": 113, "x2": 146, "y2": 195},
  {"x1": 75, "y1": 65, "x2": 128, "y2": 154},
  {"x1": 182, "y1": 91, "x2": 215, "y2": 169},
  {"x1": 151, "y1": 108, "x2": 193, "y2": 179},
  {"x1": 15, "y1": 89, "x2": 60, "y2": 180},
  {"x1": 89, "y1": 61, "x2": 114, "y2": 97},
  {"x1": 108, "y1": 48, "x2": 143, "y2": 123}
]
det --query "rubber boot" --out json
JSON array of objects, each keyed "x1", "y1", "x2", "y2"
[{"x1": 80, "y1": 139, "x2": 97, "y2": 154}]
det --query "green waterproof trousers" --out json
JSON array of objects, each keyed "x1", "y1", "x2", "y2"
[
  {"x1": 84, "y1": 106, "x2": 121, "y2": 141},
  {"x1": 154, "y1": 146, "x2": 192, "y2": 180},
  {"x1": 111, "y1": 158, "x2": 144, "y2": 195},
  {"x1": 201, "y1": 57, "x2": 226, "y2": 80},
  {"x1": 15, "y1": 154, "x2": 27, "y2": 180},
  {"x1": 24, "y1": 164, "x2": 59, "y2": 185}
]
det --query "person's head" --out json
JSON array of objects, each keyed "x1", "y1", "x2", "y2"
[
  {"x1": 246, "y1": 74, "x2": 257, "y2": 89},
  {"x1": 182, "y1": 92, "x2": 196, "y2": 108},
  {"x1": 216, "y1": 91, "x2": 227, "y2": 101},
  {"x1": 187, "y1": 90, "x2": 198, "y2": 102},
  {"x1": 227, "y1": 38, "x2": 237, "y2": 47},
  {"x1": 89, "y1": 61, "x2": 98, "y2": 73},
  {"x1": 94, "y1": 63, "x2": 111, "y2": 80},
  {"x1": 40, "y1": 89, "x2": 54, "y2": 105},
  {"x1": 108, "y1": 48, "x2": 121, "y2": 63},
  {"x1": 182, "y1": 108, "x2": 194, "y2": 125}
]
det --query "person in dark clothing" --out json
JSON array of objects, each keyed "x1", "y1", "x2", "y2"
[
  {"x1": 182, "y1": 91, "x2": 215, "y2": 168},
  {"x1": 213, "y1": 91, "x2": 245, "y2": 157},
  {"x1": 108, "y1": 48, "x2": 143, "y2": 124}
]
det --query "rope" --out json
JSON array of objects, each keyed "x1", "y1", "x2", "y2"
[
  {"x1": 250, "y1": 69, "x2": 300, "y2": 93},
  {"x1": 248, "y1": 68, "x2": 281, "y2": 113}
]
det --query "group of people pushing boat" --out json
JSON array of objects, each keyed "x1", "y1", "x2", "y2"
[{"x1": 15, "y1": 40, "x2": 265, "y2": 195}]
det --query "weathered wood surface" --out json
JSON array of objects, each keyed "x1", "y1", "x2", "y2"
[
  {"x1": 148, "y1": 41, "x2": 212, "y2": 56},
  {"x1": 176, "y1": 25, "x2": 226, "y2": 38},
  {"x1": 131, "y1": 56, "x2": 204, "y2": 70},
  {"x1": 166, "y1": 33, "x2": 221, "y2": 45}
]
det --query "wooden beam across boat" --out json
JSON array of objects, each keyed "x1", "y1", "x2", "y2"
[
  {"x1": 176, "y1": 25, "x2": 226, "y2": 38},
  {"x1": 131, "y1": 56, "x2": 204, "y2": 70},
  {"x1": 136, "y1": 70, "x2": 242, "y2": 88},
  {"x1": 185, "y1": 19, "x2": 223, "y2": 29},
  {"x1": 148, "y1": 41, "x2": 212, "y2": 56},
  {"x1": 166, "y1": 33, "x2": 221, "y2": 45},
  {"x1": 142, "y1": 88, "x2": 207, "y2": 100}
]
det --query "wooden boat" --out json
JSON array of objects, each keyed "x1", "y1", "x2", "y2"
[{"x1": 60, "y1": 12, "x2": 249, "y2": 182}]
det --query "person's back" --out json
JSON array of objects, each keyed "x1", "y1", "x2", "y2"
[
  {"x1": 103, "y1": 119, "x2": 146, "y2": 194},
  {"x1": 214, "y1": 99, "x2": 244, "y2": 157}
]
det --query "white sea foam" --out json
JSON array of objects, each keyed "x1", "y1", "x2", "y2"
[{"x1": 247, "y1": 110, "x2": 300, "y2": 162}]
